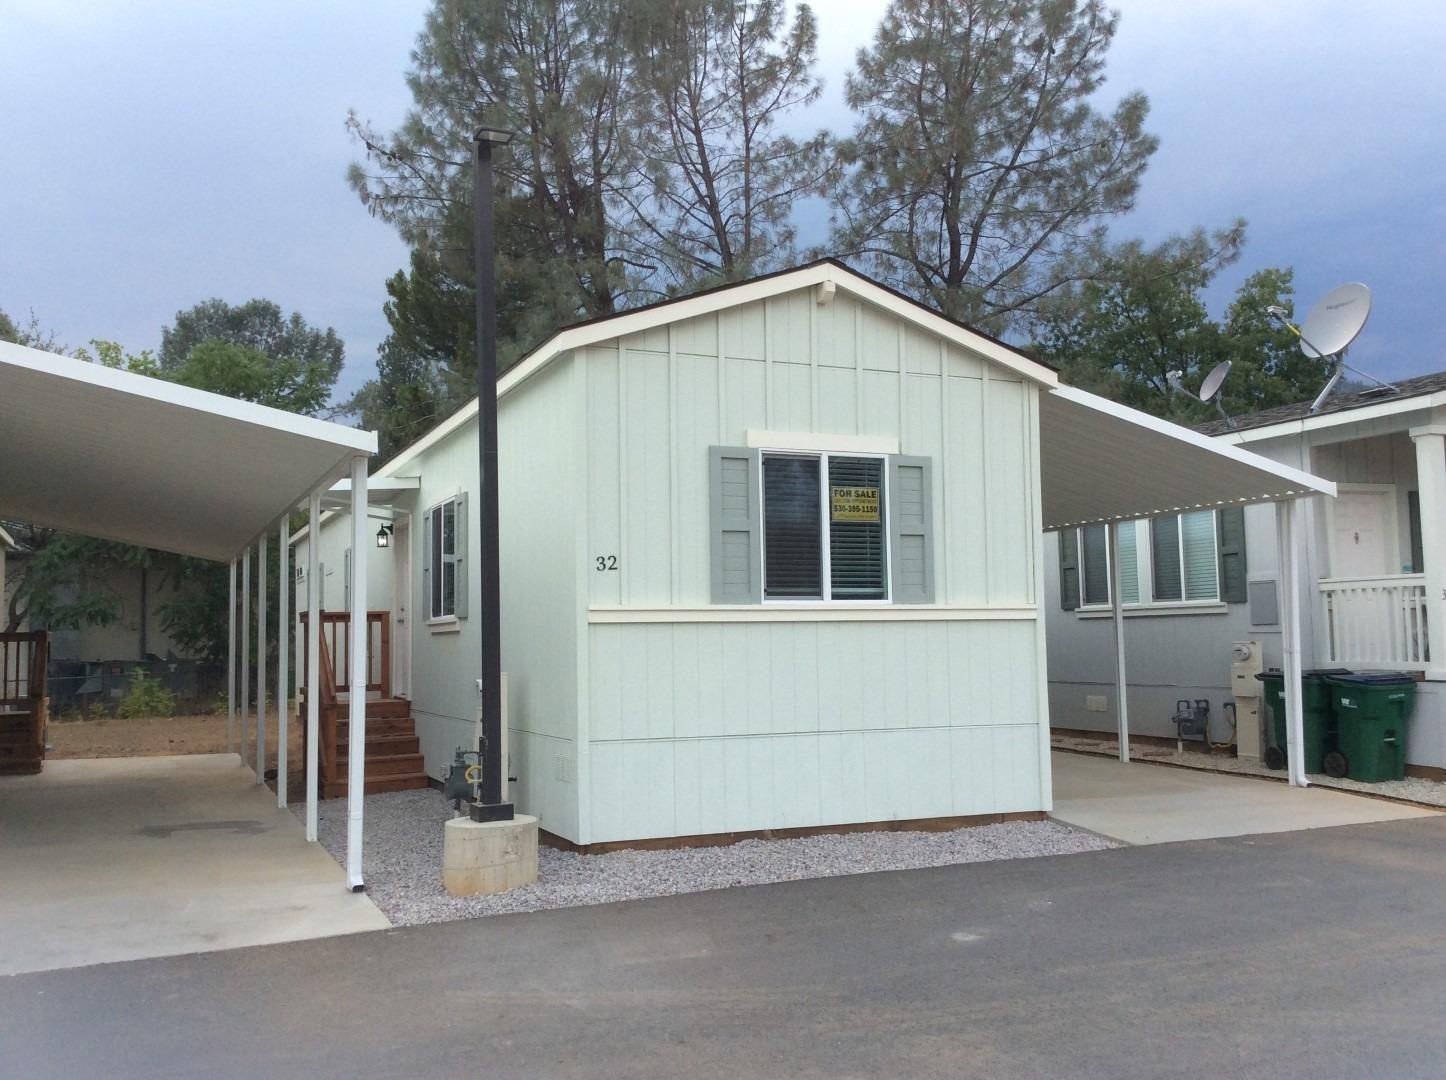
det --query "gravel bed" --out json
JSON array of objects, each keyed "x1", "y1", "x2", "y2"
[
  {"x1": 298, "y1": 789, "x2": 1117, "y2": 927},
  {"x1": 1053, "y1": 733, "x2": 1446, "y2": 808}
]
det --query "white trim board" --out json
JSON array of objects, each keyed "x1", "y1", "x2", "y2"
[{"x1": 587, "y1": 605, "x2": 1038, "y2": 623}]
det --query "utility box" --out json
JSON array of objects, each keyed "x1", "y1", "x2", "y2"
[{"x1": 1231, "y1": 640, "x2": 1263, "y2": 760}]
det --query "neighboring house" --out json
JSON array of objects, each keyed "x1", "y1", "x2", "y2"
[
  {"x1": 294, "y1": 259, "x2": 1332, "y2": 847},
  {"x1": 1045, "y1": 372, "x2": 1446, "y2": 774}
]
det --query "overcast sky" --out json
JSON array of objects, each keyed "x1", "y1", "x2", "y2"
[{"x1": 3, "y1": 0, "x2": 1443, "y2": 407}]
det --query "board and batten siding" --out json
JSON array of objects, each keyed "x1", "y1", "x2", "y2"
[
  {"x1": 396, "y1": 354, "x2": 584, "y2": 842},
  {"x1": 577, "y1": 285, "x2": 1049, "y2": 844}
]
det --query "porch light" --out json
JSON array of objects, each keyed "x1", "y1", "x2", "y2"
[{"x1": 376, "y1": 523, "x2": 392, "y2": 549}]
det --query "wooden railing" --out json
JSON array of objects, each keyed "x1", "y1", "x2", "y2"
[
  {"x1": 1, "y1": 631, "x2": 50, "y2": 774},
  {"x1": 1319, "y1": 574, "x2": 1429, "y2": 670},
  {"x1": 300, "y1": 610, "x2": 391, "y2": 703},
  {"x1": 0, "y1": 630, "x2": 48, "y2": 709},
  {"x1": 298, "y1": 612, "x2": 390, "y2": 794}
]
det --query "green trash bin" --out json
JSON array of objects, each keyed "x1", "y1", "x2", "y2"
[
  {"x1": 1323, "y1": 673, "x2": 1416, "y2": 782},
  {"x1": 1255, "y1": 669, "x2": 1344, "y2": 773}
]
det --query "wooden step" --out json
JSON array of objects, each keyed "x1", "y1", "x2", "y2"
[
  {"x1": 324, "y1": 771, "x2": 430, "y2": 798},
  {"x1": 335, "y1": 720, "x2": 416, "y2": 742},
  {"x1": 334, "y1": 752, "x2": 425, "y2": 778},
  {"x1": 329, "y1": 697, "x2": 412, "y2": 719},
  {"x1": 335, "y1": 733, "x2": 420, "y2": 758}
]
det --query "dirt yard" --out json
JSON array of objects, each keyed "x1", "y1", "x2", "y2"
[{"x1": 47, "y1": 708, "x2": 305, "y2": 768}]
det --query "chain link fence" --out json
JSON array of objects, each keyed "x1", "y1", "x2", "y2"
[{"x1": 48, "y1": 659, "x2": 227, "y2": 719}]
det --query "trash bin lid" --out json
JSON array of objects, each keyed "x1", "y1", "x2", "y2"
[
  {"x1": 1323, "y1": 671, "x2": 1416, "y2": 686},
  {"x1": 1303, "y1": 668, "x2": 1352, "y2": 679}
]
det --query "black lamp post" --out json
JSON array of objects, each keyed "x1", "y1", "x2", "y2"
[{"x1": 470, "y1": 125, "x2": 515, "y2": 823}]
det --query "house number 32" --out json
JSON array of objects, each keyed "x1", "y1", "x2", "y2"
[{"x1": 595, "y1": 555, "x2": 619, "y2": 571}]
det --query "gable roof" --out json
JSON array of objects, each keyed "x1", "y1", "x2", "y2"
[
  {"x1": 379, "y1": 259, "x2": 1057, "y2": 477},
  {"x1": 1197, "y1": 369, "x2": 1446, "y2": 437}
]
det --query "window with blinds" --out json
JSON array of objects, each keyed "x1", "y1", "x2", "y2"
[
  {"x1": 828, "y1": 456, "x2": 886, "y2": 600},
  {"x1": 761, "y1": 452, "x2": 887, "y2": 601},
  {"x1": 1151, "y1": 510, "x2": 1218, "y2": 602},
  {"x1": 763, "y1": 455, "x2": 822, "y2": 598},
  {"x1": 1080, "y1": 524, "x2": 1110, "y2": 606},
  {"x1": 425, "y1": 495, "x2": 466, "y2": 619}
]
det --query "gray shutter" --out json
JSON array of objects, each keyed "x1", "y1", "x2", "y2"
[
  {"x1": 709, "y1": 446, "x2": 762, "y2": 603},
  {"x1": 1058, "y1": 531, "x2": 1079, "y2": 611},
  {"x1": 1216, "y1": 506, "x2": 1248, "y2": 604},
  {"x1": 453, "y1": 493, "x2": 469, "y2": 619},
  {"x1": 423, "y1": 510, "x2": 433, "y2": 619},
  {"x1": 889, "y1": 455, "x2": 934, "y2": 603}
]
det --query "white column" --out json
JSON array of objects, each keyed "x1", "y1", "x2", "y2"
[
  {"x1": 1279, "y1": 499, "x2": 1308, "y2": 788},
  {"x1": 346, "y1": 455, "x2": 369, "y2": 890},
  {"x1": 241, "y1": 549, "x2": 250, "y2": 768},
  {"x1": 1110, "y1": 521, "x2": 1129, "y2": 763},
  {"x1": 257, "y1": 534, "x2": 268, "y2": 784},
  {"x1": 277, "y1": 516, "x2": 290, "y2": 808},
  {"x1": 306, "y1": 489, "x2": 321, "y2": 842},
  {"x1": 1411, "y1": 426, "x2": 1446, "y2": 680},
  {"x1": 227, "y1": 558, "x2": 237, "y2": 756}
]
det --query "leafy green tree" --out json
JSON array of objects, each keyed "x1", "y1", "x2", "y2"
[
  {"x1": 158, "y1": 298, "x2": 345, "y2": 414},
  {"x1": 832, "y1": 0, "x2": 1158, "y2": 330},
  {"x1": 1035, "y1": 231, "x2": 1332, "y2": 422},
  {"x1": 621, "y1": 0, "x2": 833, "y2": 289}
]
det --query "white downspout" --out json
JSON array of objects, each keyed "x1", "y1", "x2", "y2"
[
  {"x1": 227, "y1": 558, "x2": 237, "y2": 757},
  {"x1": 277, "y1": 516, "x2": 289, "y2": 808},
  {"x1": 241, "y1": 549, "x2": 250, "y2": 768},
  {"x1": 306, "y1": 489, "x2": 321, "y2": 842},
  {"x1": 257, "y1": 533, "x2": 267, "y2": 784},
  {"x1": 1110, "y1": 521, "x2": 1129, "y2": 763},
  {"x1": 346, "y1": 455, "x2": 368, "y2": 890},
  {"x1": 1279, "y1": 499, "x2": 1308, "y2": 787}
]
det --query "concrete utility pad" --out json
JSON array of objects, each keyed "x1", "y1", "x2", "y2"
[
  {"x1": 1050, "y1": 750, "x2": 1439, "y2": 845},
  {"x1": 0, "y1": 755, "x2": 388, "y2": 976}
]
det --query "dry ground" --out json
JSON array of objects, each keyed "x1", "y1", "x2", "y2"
[{"x1": 47, "y1": 708, "x2": 304, "y2": 769}]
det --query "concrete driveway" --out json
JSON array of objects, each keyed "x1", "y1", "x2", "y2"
[
  {"x1": 1051, "y1": 749, "x2": 1439, "y2": 844},
  {"x1": 4, "y1": 816, "x2": 1445, "y2": 1079},
  {"x1": 0, "y1": 755, "x2": 387, "y2": 976}
]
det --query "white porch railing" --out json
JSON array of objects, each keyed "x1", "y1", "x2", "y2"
[{"x1": 1319, "y1": 573, "x2": 1429, "y2": 670}]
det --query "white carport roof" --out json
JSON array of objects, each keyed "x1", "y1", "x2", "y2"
[
  {"x1": 1040, "y1": 386, "x2": 1335, "y2": 530},
  {"x1": 0, "y1": 340, "x2": 376, "y2": 562}
]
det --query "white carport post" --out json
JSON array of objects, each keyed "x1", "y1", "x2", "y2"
[
  {"x1": 227, "y1": 558, "x2": 237, "y2": 755},
  {"x1": 1109, "y1": 521, "x2": 1129, "y2": 763},
  {"x1": 1278, "y1": 499, "x2": 1308, "y2": 788},
  {"x1": 277, "y1": 516, "x2": 289, "y2": 808},
  {"x1": 241, "y1": 549, "x2": 251, "y2": 767},
  {"x1": 345, "y1": 455, "x2": 368, "y2": 890},
  {"x1": 257, "y1": 533, "x2": 267, "y2": 784},
  {"x1": 306, "y1": 489, "x2": 321, "y2": 842}
]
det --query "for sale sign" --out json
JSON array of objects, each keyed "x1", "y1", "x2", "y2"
[{"x1": 830, "y1": 485, "x2": 880, "y2": 522}]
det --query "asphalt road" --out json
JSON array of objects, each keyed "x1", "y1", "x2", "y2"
[{"x1": 5, "y1": 817, "x2": 1446, "y2": 1079}]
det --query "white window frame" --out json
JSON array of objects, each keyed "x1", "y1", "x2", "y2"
[
  {"x1": 758, "y1": 449, "x2": 892, "y2": 605},
  {"x1": 1075, "y1": 514, "x2": 1223, "y2": 614},
  {"x1": 426, "y1": 496, "x2": 461, "y2": 625}
]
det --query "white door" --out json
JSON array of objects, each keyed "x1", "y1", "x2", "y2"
[
  {"x1": 391, "y1": 517, "x2": 412, "y2": 698},
  {"x1": 1330, "y1": 488, "x2": 1393, "y2": 578}
]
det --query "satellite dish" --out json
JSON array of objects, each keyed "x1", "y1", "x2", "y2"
[
  {"x1": 1198, "y1": 361, "x2": 1232, "y2": 403},
  {"x1": 1297, "y1": 283, "x2": 1371, "y2": 359}
]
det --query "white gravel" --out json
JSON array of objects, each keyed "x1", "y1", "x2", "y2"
[
  {"x1": 298, "y1": 789, "x2": 1117, "y2": 927},
  {"x1": 1053, "y1": 732, "x2": 1446, "y2": 808}
]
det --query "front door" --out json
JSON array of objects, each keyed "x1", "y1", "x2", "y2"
[
  {"x1": 391, "y1": 517, "x2": 412, "y2": 698},
  {"x1": 1330, "y1": 487, "x2": 1394, "y2": 578}
]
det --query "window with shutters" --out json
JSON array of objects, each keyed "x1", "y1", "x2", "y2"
[
  {"x1": 761, "y1": 451, "x2": 888, "y2": 602},
  {"x1": 1063, "y1": 508, "x2": 1242, "y2": 611}
]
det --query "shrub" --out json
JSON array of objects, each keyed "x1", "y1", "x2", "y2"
[{"x1": 117, "y1": 669, "x2": 176, "y2": 719}]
